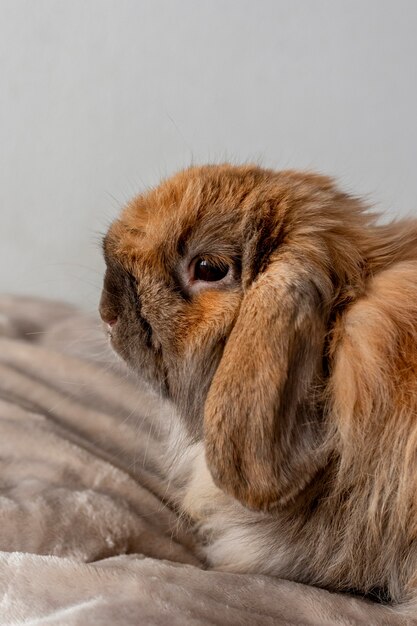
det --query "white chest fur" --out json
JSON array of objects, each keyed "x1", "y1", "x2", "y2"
[{"x1": 164, "y1": 420, "x2": 295, "y2": 577}]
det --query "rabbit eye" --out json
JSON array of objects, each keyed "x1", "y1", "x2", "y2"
[{"x1": 192, "y1": 258, "x2": 230, "y2": 282}]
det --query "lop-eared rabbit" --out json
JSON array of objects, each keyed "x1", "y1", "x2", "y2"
[{"x1": 100, "y1": 164, "x2": 417, "y2": 617}]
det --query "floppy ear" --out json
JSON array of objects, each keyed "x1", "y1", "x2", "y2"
[{"x1": 204, "y1": 251, "x2": 331, "y2": 511}]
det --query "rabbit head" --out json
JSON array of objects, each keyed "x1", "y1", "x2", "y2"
[{"x1": 100, "y1": 164, "x2": 373, "y2": 511}]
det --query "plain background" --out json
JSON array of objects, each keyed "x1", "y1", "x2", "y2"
[{"x1": 1, "y1": 0, "x2": 417, "y2": 310}]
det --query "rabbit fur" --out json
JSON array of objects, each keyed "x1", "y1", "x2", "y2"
[{"x1": 100, "y1": 164, "x2": 417, "y2": 611}]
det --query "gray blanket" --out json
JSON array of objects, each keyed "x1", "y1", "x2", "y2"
[{"x1": 0, "y1": 296, "x2": 412, "y2": 625}]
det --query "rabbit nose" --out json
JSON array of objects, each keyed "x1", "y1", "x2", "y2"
[
  {"x1": 99, "y1": 305, "x2": 118, "y2": 327},
  {"x1": 99, "y1": 287, "x2": 119, "y2": 328}
]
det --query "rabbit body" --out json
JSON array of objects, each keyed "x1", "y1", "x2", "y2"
[{"x1": 101, "y1": 164, "x2": 417, "y2": 606}]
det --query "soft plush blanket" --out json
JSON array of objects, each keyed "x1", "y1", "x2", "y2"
[{"x1": 0, "y1": 295, "x2": 413, "y2": 625}]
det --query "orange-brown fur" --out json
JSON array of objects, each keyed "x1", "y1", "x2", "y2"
[{"x1": 100, "y1": 164, "x2": 417, "y2": 610}]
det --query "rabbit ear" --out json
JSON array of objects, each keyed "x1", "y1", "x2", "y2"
[{"x1": 204, "y1": 252, "x2": 330, "y2": 511}]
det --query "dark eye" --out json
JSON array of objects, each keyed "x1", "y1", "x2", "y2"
[{"x1": 192, "y1": 258, "x2": 230, "y2": 282}]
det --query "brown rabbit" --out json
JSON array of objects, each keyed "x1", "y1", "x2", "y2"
[{"x1": 100, "y1": 164, "x2": 417, "y2": 614}]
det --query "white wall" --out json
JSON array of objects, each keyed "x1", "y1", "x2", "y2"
[{"x1": 1, "y1": 0, "x2": 417, "y2": 309}]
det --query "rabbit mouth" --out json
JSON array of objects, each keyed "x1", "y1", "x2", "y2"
[{"x1": 110, "y1": 317, "x2": 171, "y2": 399}]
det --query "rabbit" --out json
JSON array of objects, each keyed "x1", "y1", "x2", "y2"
[{"x1": 99, "y1": 163, "x2": 417, "y2": 614}]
